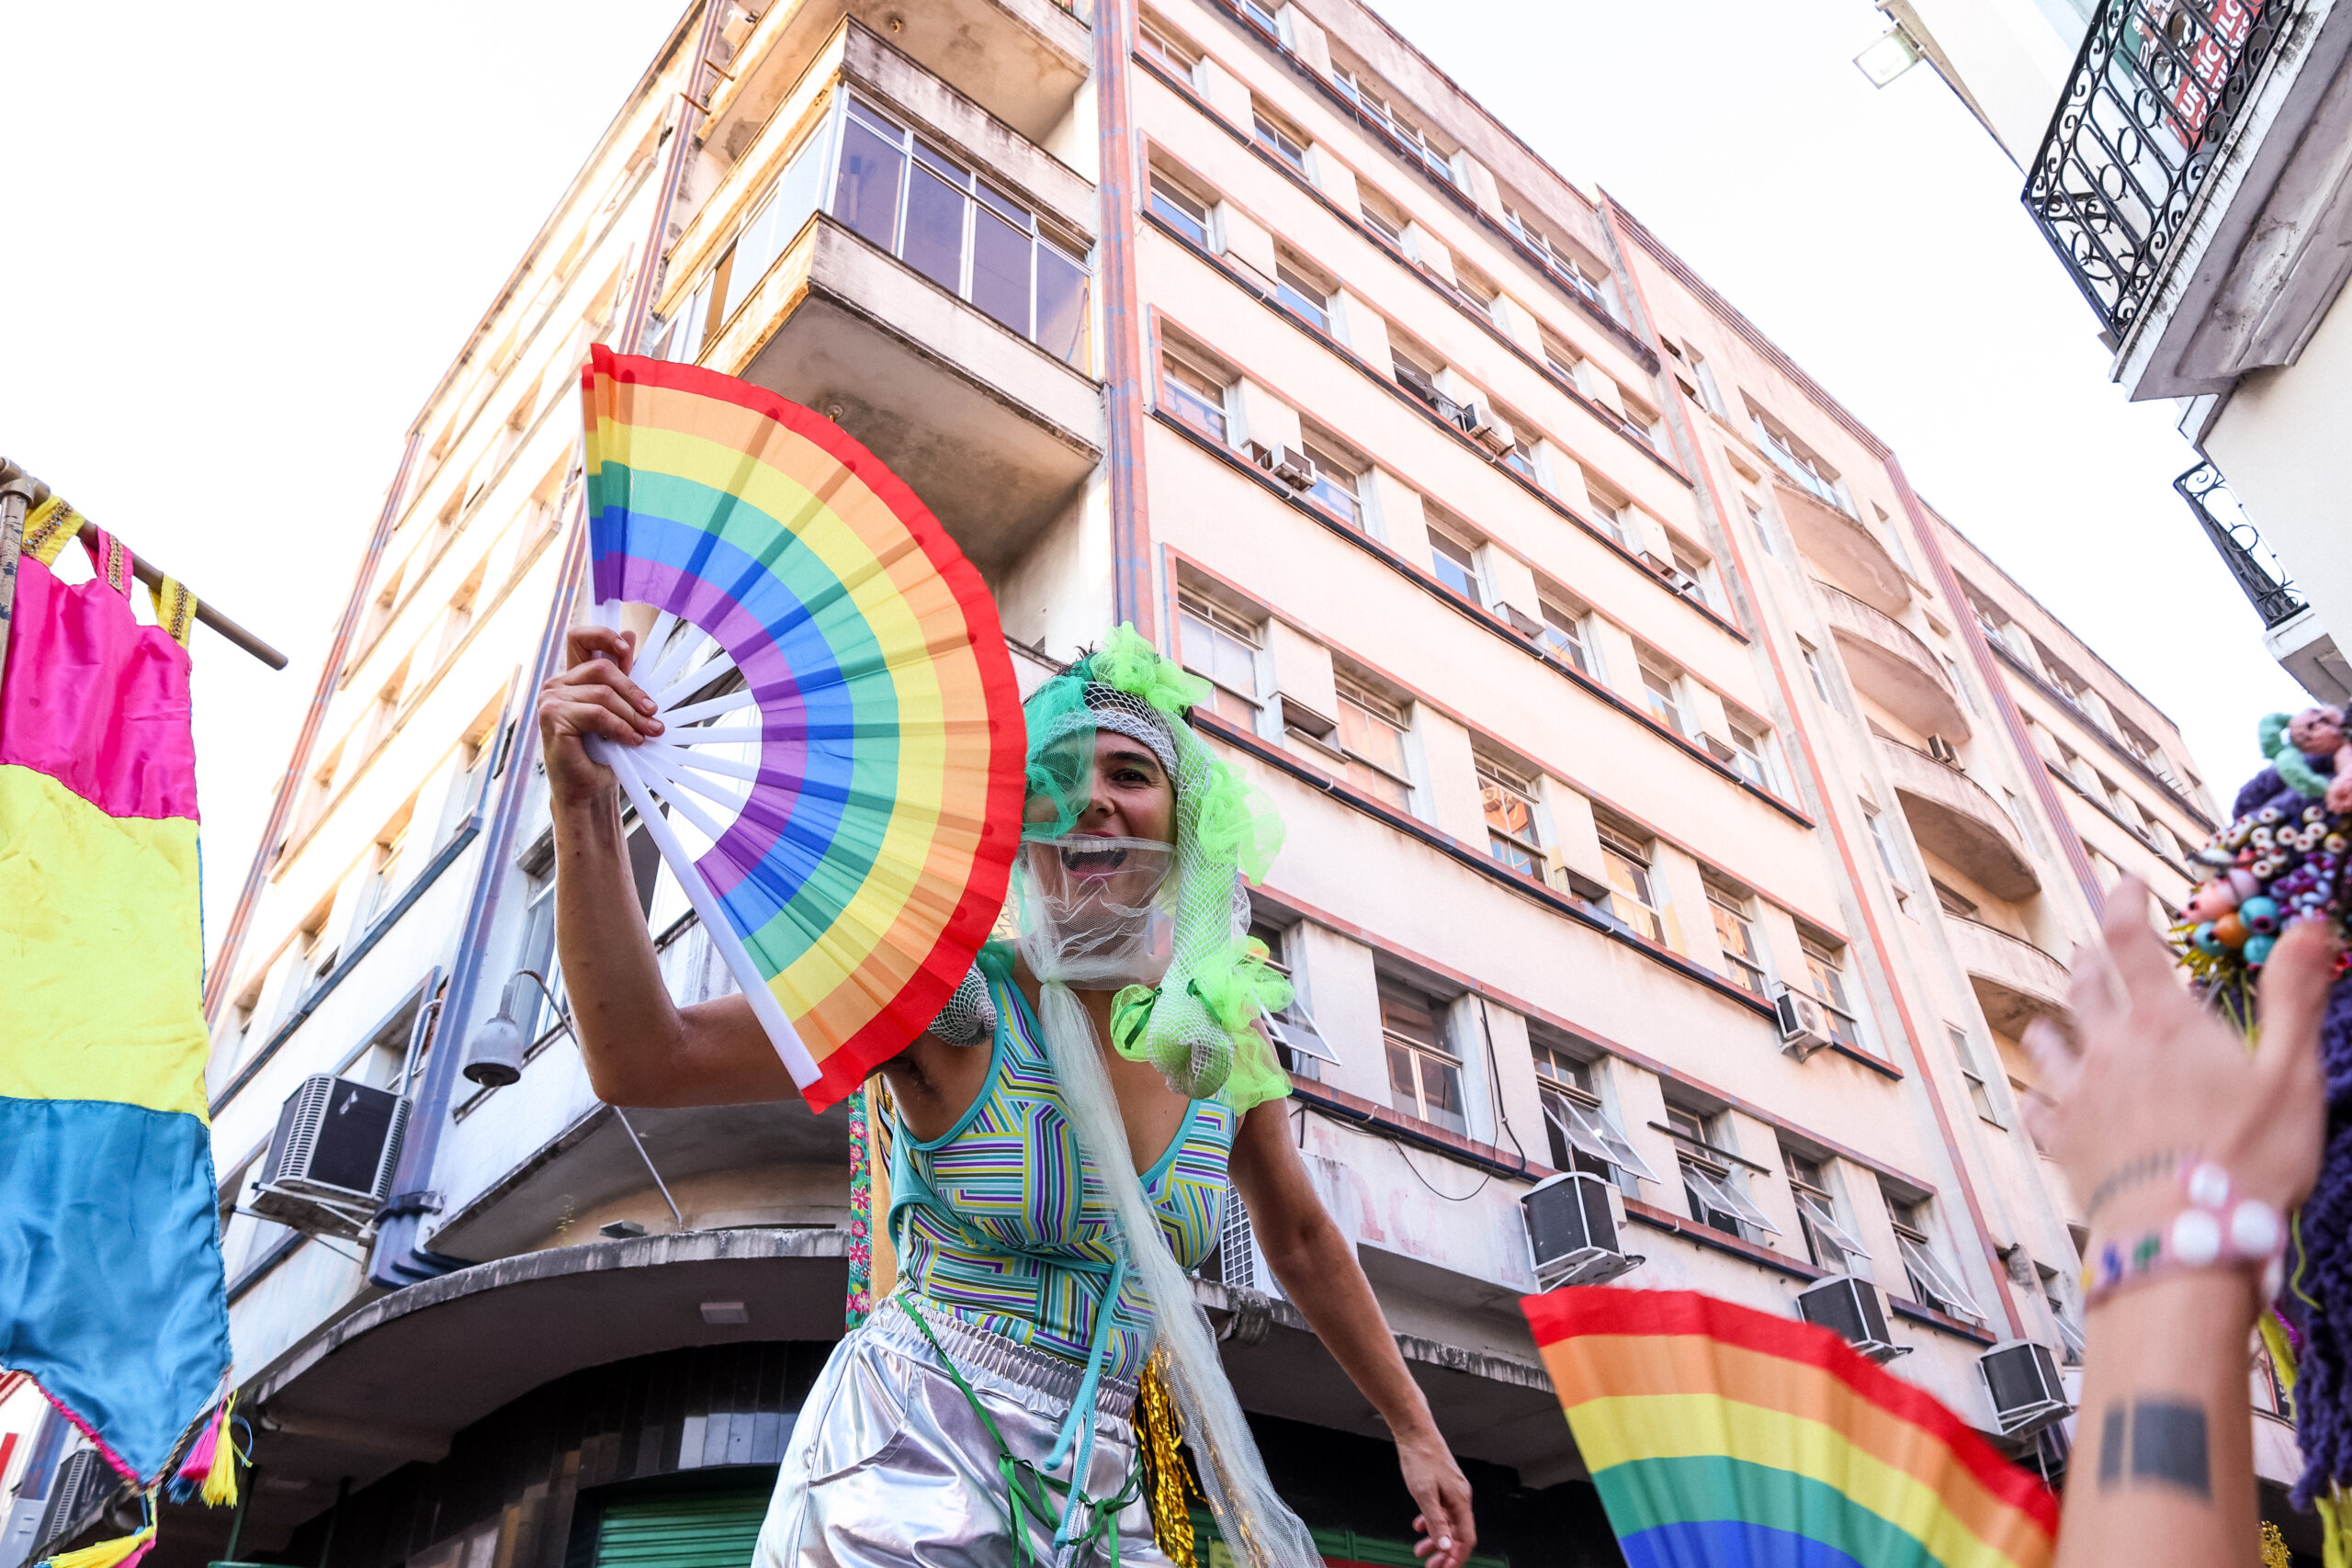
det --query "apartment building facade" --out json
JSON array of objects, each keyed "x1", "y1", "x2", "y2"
[
  {"x1": 11, "y1": 1, "x2": 2242, "y2": 1562},
  {"x1": 1864, "y1": 0, "x2": 2352, "y2": 708}
]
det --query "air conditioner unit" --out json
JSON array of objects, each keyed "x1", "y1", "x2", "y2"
[
  {"x1": 1493, "y1": 601, "x2": 1544, "y2": 639},
  {"x1": 1454, "y1": 402, "x2": 1517, "y2": 455},
  {"x1": 1521, "y1": 1171, "x2": 1644, "y2": 1290},
  {"x1": 1926, "y1": 734, "x2": 1962, "y2": 767},
  {"x1": 1796, "y1": 1275, "x2": 1905, "y2": 1362},
  {"x1": 1253, "y1": 443, "x2": 1317, "y2": 490},
  {"x1": 1980, "y1": 1339, "x2": 2072, "y2": 1435},
  {"x1": 1774, "y1": 987, "x2": 1834, "y2": 1060},
  {"x1": 251, "y1": 1074, "x2": 413, "y2": 1240},
  {"x1": 35, "y1": 1449, "x2": 110, "y2": 1551}
]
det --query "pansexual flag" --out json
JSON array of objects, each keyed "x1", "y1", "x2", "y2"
[
  {"x1": 1523, "y1": 1289, "x2": 2057, "y2": 1568},
  {"x1": 0, "y1": 506, "x2": 232, "y2": 1487}
]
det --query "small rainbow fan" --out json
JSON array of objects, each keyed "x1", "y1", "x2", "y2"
[{"x1": 578, "y1": 345, "x2": 1024, "y2": 1111}]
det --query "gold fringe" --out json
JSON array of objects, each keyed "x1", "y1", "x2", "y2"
[
  {"x1": 1136, "y1": 1348, "x2": 1199, "y2": 1568},
  {"x1": 2264, "y1": 1518, "x2": 2293, "y2": 1568}
]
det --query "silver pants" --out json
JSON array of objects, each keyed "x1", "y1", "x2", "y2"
[{"x1": 757, "y1": 1297, "x2": 1172, "y2": 1568}]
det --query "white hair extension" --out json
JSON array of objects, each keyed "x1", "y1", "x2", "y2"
[{"x1": 1031, "y1": 981, "x2": 1323, "y2": 1568}]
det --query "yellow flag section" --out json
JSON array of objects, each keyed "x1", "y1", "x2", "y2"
[
  {"x1": 1522, "y1": 1289, "x2": 2058, "y2": 1568},
  {"x1": 0, "y1": 763, "x2": 208, "y2": 1116}
]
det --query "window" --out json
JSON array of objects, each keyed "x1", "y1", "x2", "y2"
[
  {"x1": 1382, "y1": 981, "x2": 1465, "y2": 1134},
  {"x1": 1786, "y1": 1151, "x2": 1871, "y2": 1277},
  {"x1": 1178, "y1": 593, "x2": 1262, "y2": 727},
  {"x1": 1391, "y1": 345, "x2": 1444, "y2": 410},
  {"x1": 1705, "y1": 878, "x2": 1769, "y2": 999},
  {"x1": 514, "y1": 856, "x2": 569, "y2": 1044},
  {"x1": 1884, "y1": 1192, "x2": 1984, "y2": 1322},
  {"x1": 1336, "y1": 676, "x2": 1414, "y2": 809},
  {"x1": 1428, "y1": 525, "x2": 1483, "y2": 604},
  {"x1": 1638, "y1": 657, "x2": 1686, "y2": 735},
  {"x1": 1148, "y1": 172, "x2": 1213, "y2": 250},
  {"x1": 1597, "y1": 820, "x2": 1667, "y2": 943},
  {"x1": 1744, "y1": 496, "x2": 1780, "y2": 559},
  {"x1": 1501, "y1": 205, "x2": 1614, "y2": 312},
  {"x1": 1799, "y1": 639, "x2": 1840, "y2": 708},
  {"x1": 832, "y1": 98, "x2": 1091, "y2": 364},
  {"x1": 1798, "y1": 928, "x2": 1862, "y2": 1049},
  {"x1": 1532, "y1": 1040, "x2": 1656, "y2": 1192},
  {"x1": 359, "y1": 818, "x2": 413, "y2": 933},
  {"x1": 1588, "y1": 492, "x2": 1634, "y2": 550},
  {"x1": 1357, "y1": 185, "x2": 1408, "y2": 248},
  {"x1": 2041, "y1": 1266, "x2": 2086, "y2": 1367},
  {"x1": 1159, "y1": 345, "x2": 1229, "y2": 442},
  {"x1": 1250, "y1": 919, "x2": 1336, "y2": 1081},
  {"x1": 1237, "y1": 0, "x2": 1283, "y2": 38},
  {"x1": 1725, "y1": 712, "x2": 1772, "y2": 789},
  {"x1": 1669, "y1": 543, "x2": 1720, "y2": 611},
  {"x1": 1950, "y1": 1025, "x2": 2002, "y2": 1124},
  {"x1": 1477, "y1": 755, "x2": 1543, "y2": 877},
  {"x1": 1252, "y1": 107, "x2": 1310, "y2": 175},
  {"x1": 1300, "y1": 440, "x2": 1361, "y2": 526},
  {"x1": 1138, "y1": 14, "x2": 1200, "y2": 74},
  {"x1": 1752, "y1": 415, "x2": 1851, "y2": 516},
  {"x1": 1665, "y1": 1106, "x2": 1778, "y2": 1241},
  {"x1": 1863, "y1": 805, "x2": 1909, "y2": 890},
  {"x1": 1537, "y1": 599, "x2": 1600, "y2": 679},
  {"x1": 1273, "y1": 257, "x2": 1329, "y2": 332}
]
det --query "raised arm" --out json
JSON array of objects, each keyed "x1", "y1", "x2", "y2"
[
  {"x1": 1229, "y1": 1100, "x2": 1476, "y2": 1568},
  {"x1": 538, "y1": 624, "x2": 796, "y2": 1107},
  {"x1": 2027, "y1": 879, "x2": 2336, "y2": 1568}
]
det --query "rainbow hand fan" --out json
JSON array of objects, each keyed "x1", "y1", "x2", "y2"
[{"x1": 578, "y1": 345, "x2": 1024, "y2": 1111}]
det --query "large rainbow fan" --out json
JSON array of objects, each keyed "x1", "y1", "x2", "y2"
[{"x1": 578, "y1": 345, "x2": 1024, "y2": 1111}]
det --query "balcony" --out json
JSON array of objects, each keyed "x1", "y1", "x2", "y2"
[
  {"x1": 702, "y1": 0, "x2": 1091, "y2": 158},
  {"x1": 2177, "y1": 460, "x2": 2305, "y2": 627},
  {"x1": 660, "y1": 30, "x2": 1103, "y2": 572},
  {"x1": 1770, "y1": 476, "x2": 1908, "y2": 615},
  {"x1": 2025, "y1": 0, "x2": 2352, "y2": 398},
  {"x1": 1879, "y1": 737, "x2": 2041, "y2": 899},
  {"x1": 1815, "y1": 581, "x2": 1971, "y2": 742},
  {"x1": 1946, "y1": 916, "x2": 2071, "y2": 1036}
]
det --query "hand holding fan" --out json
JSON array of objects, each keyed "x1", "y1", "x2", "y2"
[{"x1": 577, "y1": 345, "x2": 1024, "y2": 1111}]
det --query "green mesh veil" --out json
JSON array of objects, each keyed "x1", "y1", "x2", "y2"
[{"x1": 1017, "y1": 625, "x2": 1294, "y2": 1114}]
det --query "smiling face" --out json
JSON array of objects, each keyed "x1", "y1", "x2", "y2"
[
  {"x1": 2289, "y1": 705, "x2": 2346, "y2": 758},
  {"x1": 1023, "y1": 731, "x2": 1177, "y2": 845}
]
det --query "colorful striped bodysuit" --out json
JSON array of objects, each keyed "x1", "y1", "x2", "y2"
[{"x1": 888, "y1": 950, "x2": 1238, "y2": 1382}]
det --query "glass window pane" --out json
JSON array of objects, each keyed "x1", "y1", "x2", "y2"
[
  {"x1": 835, "y1": 118, "x2": 907, "y2": 251},
  {"x1": 1035, "y1": 243, "x2": 1089, "y2": 367},
  {"x1": 1340, "y1": 698, "x2": 1408, "y2": 776},
  {"x1": 1149, "y1": 182, "x2": 1211, "y2": 248},
  {"x1": 1420, "y1": 1054, "x2": 1466, "y2": 1131},
  {"x1": 971, "y1": 209, "x2": 1031, "y2": 334},
  {"x1": 1386, "y1": 1039, "x2": 1419, "y2": 1101},
  {"x1": 902, "y1": 165, "x2": 967, "y2": 292}
]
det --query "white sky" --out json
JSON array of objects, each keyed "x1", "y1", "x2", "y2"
[{"x1": 4, "y1": 3, "x2": 2299, "y2": 953}]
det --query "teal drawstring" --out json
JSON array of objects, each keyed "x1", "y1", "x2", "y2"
[
  {"x1": 901, "y1": 1294, "x2": 1143, "y2": 1568},
  {"x1": 1044, "y1": 1255, "x2": 1129, "y2": 1546}
]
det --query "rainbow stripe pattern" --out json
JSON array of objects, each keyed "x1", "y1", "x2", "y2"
[
  {"x1": 581, "y1": 346, "x2": 1024, "y2": 1111},
  {"x1": 0, "y1": 511, "x2": 231, "y2": 1485},
  {"x1": 1523, "y1": 1289, "x2": 2057, "y2": 1568}
]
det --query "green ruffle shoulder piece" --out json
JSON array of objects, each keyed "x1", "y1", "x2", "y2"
[{"x1": 2264, "y1": 710, "x2": 2332, "y2": 800}]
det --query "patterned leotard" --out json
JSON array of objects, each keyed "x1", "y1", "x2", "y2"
[{"x1": 888, "y1": 947, "x2": 1238, "y2": 1382}]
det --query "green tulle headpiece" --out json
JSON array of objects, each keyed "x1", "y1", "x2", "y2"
[{"x1": 1021, "y1": 625, "x2": 1294, "y2": 1113}]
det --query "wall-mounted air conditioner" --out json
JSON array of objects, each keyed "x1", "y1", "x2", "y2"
[
  {"x1": 1980, "y1": 1339, "x2": 2071, "y2": 1435},
  {"x1": 1493, "y1": 601, "x2": 1545, "y2": 639},
  {"x1": 1926, "y1": 734, "x2": 1962, "y2": 767},
  {"x1": 33, "y1": 1449, "x2": 110, "y2": 1553},
  {"x1": 1521, "y1": 1170, "x2": 1643, "y2": 1290},
  {"x1": 1254, "y1": 443, "x2": 1317, "y2": 490},
  {"x1": 251, "y1": 1074, "x2": 412, "y2": 1240},
  {"x1": 1454, "y1": 403, "x2": 1516, "y2": 455},
  {"x1": 1796, "y1": 1275, "x2": 1904, "y2": 1362},
  {"x1": 1773, "y1": 987, "x2": 1833, "y2": 1059}
]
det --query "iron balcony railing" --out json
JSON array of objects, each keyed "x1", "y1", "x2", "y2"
[
  {"x1": 2024, "y1": 0, "x2": 2300, "y2": 334},
  {"x1": 2176, "y1": 460, "x2": 2306, "y2": 627}
]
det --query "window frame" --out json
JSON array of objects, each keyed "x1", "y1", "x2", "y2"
[
  {"x1": 1299, "y1": 437, "x2": 1362, "y2": 526},
  {"x1": 1885, "y1": 1197, "x2": 1985, "y2": 1322},
  {"x1": 1250, "y1": 105, "x2": 1312, "y2": 175},
  {"x1": 1476, "y1": 754, "x2": 1544, "y2": 878},
  {"x1": 1335, "y1": 675, "x2": 1415, "y2": 809},
  {"x1": 1532, "y1": 1043, "x2": 1657, "y2": 1189},
  {"x1": 1797, "y1": 930, "x2": 1863, "y2": 1049},
  {"x1": 1664, "y1": 1106, "x2": 1781, "y2": 1239},
  {"x1": 1705, "y1": 880, "x2": 1770, "y2": 999},
  {"x1": 1158, "y1": 342, "x2": 1231, "y2": 444},
  {"x1": 1596, "y1": 821, "x2": 1667, "y2": 944},
  {"x1": 1427, "y1": 524, "x2": 1485, "y2": 604},
  {"x1": 1147, "y1": 169, "x2": 1214, "y2": 250},
  {"x1": 1176, "y1": 591, "x2": 1265, "y2": 728},
  {"x1": 1380, "y1": 980, "x2": 1466, "y2": 1134}
]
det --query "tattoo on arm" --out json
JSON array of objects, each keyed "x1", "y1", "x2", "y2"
[{"x1": 2096, "y1": 1399, "x2": 2211, "y2": 1500}]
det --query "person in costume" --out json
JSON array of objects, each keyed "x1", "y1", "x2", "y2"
[{"x1": 538, "y1": 623, "x2": 1476, "y2": 1568}]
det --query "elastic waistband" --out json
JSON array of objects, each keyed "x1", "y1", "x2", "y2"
[{"x1": 871, "y1": 1295, "x2": 1140, "y2": 1424}]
